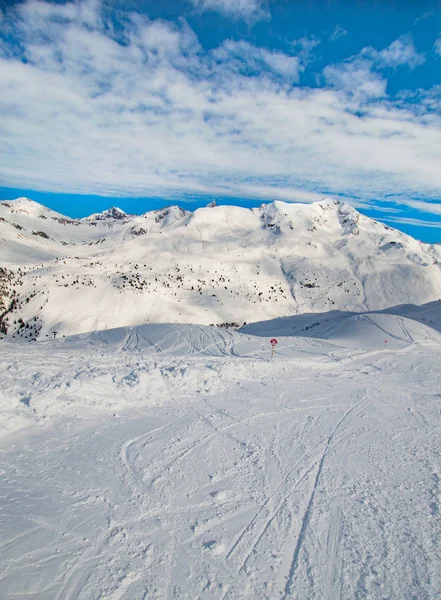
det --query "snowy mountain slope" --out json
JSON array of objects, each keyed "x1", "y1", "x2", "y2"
[
  {"x1": 243, "y1": 299, "x2": 441, "y2": 342},
  {"x1": 83, "y1": 206, "x2": 131, "y2": 221},
  {"x1": 245, "y1": 309, "x2": 441, "y2": 349},
  {"x1": 1, "y1": 197, "x2": 441, "y2": 340},
  {"x1": 382, "y1": 299, "x2": 441, "y2": 332},
  {"x1": 0, "y1": 323, "x2": 347, "y2": 436},
  {"x1": 1, "y1": 321, "x2": 441, "y2": 598},
  {"x1": 0, "y1": 198, "x2": 123, "y2": 262},
  {"x1": 52, "y1": 306, "x2": 441, "y2": 358},
  {"x1": 2, "y1": 311, "x2": 441, "y2": 436}
]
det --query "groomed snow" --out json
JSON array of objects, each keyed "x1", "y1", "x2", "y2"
[{"x1": 1, "y1": 313, "x2": 441, "y2": 599}]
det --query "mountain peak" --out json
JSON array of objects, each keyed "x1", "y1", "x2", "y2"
[
  {"x1": 1, "y1": 195, "x2": 441, "y2": 340},
  {"x1": 315, "y1": 197, "x2": 356, "y2": 211},
  {"x1": 1, "y1": 197, "x2": 44, "y2": 211},
  {"x1": 152, "y1": 205, "x2": 190, "y2": 227},
  {"x1": 85, "y1": 206, "x2": 128, "y2": 221},
  {"x1": 316, "y1": 196, "x2": 340, "y2": 208},
  {"x1": 0, "y1": 197, "x2": 64, "y2": 220}
]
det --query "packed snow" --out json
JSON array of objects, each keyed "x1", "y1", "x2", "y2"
[{"x1": 1, "y1": 308, "x2": 441, "y2": 599}]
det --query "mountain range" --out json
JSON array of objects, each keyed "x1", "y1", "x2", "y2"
[{"x1": 1, "y1": 196, "x2": 440, "y2": 341}]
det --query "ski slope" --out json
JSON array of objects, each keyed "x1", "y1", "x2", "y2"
[
  {"x1": 50, "y1": 308, "x2": 441, "y2": 356},
  {"x1": 243, "y1": 305, "x2": 441, "y2": 349},
  {"x1": 1, "y1": 314, "x2": 441, "y2": 599}
]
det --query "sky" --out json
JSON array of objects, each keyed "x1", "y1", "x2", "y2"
[{"x1": 1, "y1": 0, "x2": 441, "y2": 242}]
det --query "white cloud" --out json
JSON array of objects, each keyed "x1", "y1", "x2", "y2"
[
  {"x1": 414, "y1": 8, "x2": 437, "y2": 25},
  {"x1": 394, "y1": 199, "x2": 441, "y2": 215},
  {"x1": 379, "y1": 216, "x2": 441, "y2": 229},
  {"x1": 1, "y1": 1, "x2": 441, "y2": 219},
  {"x1": 16, "y1": 0, "x2": 102, "y2": 30},
  {"x1": 324, "y1": 59, "x2": 387, "y2": 100},
  {"x1": 330, "y1": 25, "x2": 347, "y2": 41},
  {"x1": 365, "y1": 35, "x2": 425, "y2": 69},
  {"x1": 324, "y1": 36, "x2": 424, "y2": 101},
  {"x1": 188, "y1": 0, "x2": 269, "y2": 22},
  {"x1": 290, "y1": 35, "x2": 320, "y2": 66},
  {"x1": 435, "y1": 37, "x2": 441, "y2": 56},
  {"x1": 325, "y1": 36, "x2": 425, "y2": 101},
  {"x1": 232, "y1": 185, "x2": 325, "y2": 203},
  {"x1": 213, "y1": 40, "x2": 300, "y2": 81}
]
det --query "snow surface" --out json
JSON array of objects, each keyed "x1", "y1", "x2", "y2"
[
  {"x1": 2, "y1": 197, "x2": 441, "y2": 598},
  {"x1": 1, "y1": 197, "x2": 441, "y2": 340},
  {"x1": 1, "y1": 310, "x2": 441, "y2": 599}
]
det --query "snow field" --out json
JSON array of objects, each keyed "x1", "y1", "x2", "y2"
[
  {"x1": 1, "y1": 317, "x2": 441, "y2": 599},
  {"x1": 2, "y1": 310, "x2": 439, "y2": 435}
]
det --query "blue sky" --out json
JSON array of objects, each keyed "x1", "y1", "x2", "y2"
[{"x1": 1, "y1": 0, "x2": 441, "y2": 241}]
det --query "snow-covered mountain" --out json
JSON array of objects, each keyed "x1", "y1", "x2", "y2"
[
  {"x1": 1, "y1": 196, "x2": 441, "y2": 341},
  {"x1": 83, "y1": 206, "x2": 131, "y2": 222}
]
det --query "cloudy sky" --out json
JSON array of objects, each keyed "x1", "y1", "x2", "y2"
[{"x1": 1, "y1": 0, "x2": 441, "y2": 240}]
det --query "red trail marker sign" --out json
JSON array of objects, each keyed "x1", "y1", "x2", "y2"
[{"x1": 270, "y1": 338, "x2": 278, "y2": 359}]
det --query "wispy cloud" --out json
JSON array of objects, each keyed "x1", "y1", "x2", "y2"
[
  {"x1": 330, "y1": 25, "x2": 347, "y2": 41},
  {"x1": 0, "y1": 0, "x2": 440, "y2": 219},
  {"x1": 188, "y1": 0, "x2": 269, "y2": 22},
  {"x1": 213, "y1": 40, "x2": 300, "y2": 81},
  {"x1": 290, "y1": 35, "x2": 320, "y2": 66},
  {"x1": 367, "y1": 35, "x2": 425, "y2": 69},
  {"x1": 413, "y1": 7, "x2": 438, "y2": 26},
  {"x1": 325, "y1": 35, "x2": 425, "y2": 101},
  {"x1": 324, "y1": 59, "x2": 387, "y2": 100},
  {"x1": 395, "y1": 199, "x2": 441, "y2": 215},
  {"x1": 435, "y1": 37, "x2": 441, "y2": 56},
  {"x1": 379, "y1": 216, "x2": 441, "y2": 229}
]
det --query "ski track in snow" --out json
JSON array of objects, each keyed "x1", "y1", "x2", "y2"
[{"x1": 1, "y1": 326, "x2": 441, "y2": 599}]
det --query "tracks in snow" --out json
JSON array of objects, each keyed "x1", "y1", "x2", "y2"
[
  {"x1": 281, "y1": 399, "x2": 365, "y2": 599},
  {"x1": 223, "y1": 397, "x2": 366, "y2": 598}
]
